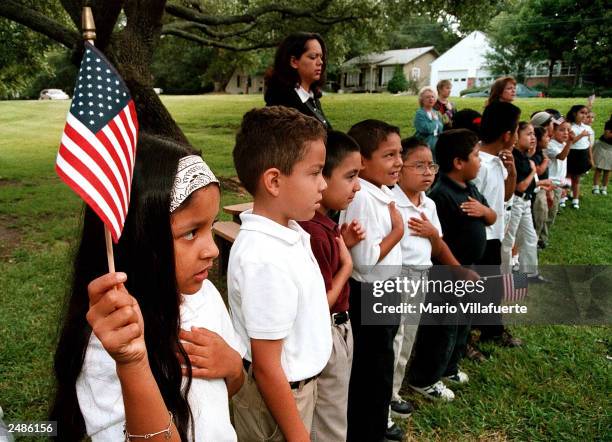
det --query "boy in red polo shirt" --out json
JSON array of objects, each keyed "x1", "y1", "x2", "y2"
[{"x1": 298, "y1": 130, "x2": 365, "y2": 442}]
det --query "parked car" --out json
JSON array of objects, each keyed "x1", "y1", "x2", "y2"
[
  {"x1": 39, "y1": 89, "x2": 70, "y2": 100},
  {"x1": 462, "y1": 83, "x2": 543, "y2": 98}
]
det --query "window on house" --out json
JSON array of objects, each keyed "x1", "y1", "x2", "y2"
[
  {"x1": 382, "y1": 66, "x2": 395, "y2": 85},
  {"x1": 345, "y1": 72, "x2": 359, "y2": 86},
  {"x1": 412, "y1": 67, "x2": 421, "y2": 80},
  {"x1": 236, "y1": 75, "x2": 241, "y2": 88}
]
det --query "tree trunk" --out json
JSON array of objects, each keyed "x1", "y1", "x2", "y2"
[
  {"x1": 547, "y1": 59, "x2": 556, "y2": 89},
  {"x1": 61, "y1": 0, "x2": 189, "y2": 144}
]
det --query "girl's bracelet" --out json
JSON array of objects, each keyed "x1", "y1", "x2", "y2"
[{"x1": 124, "y1": 411, "x2": 173, "y2": 440}]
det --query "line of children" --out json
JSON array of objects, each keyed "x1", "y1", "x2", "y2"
[{"x1": 60, "y1": 100, "x2": 605, "y2": 442}]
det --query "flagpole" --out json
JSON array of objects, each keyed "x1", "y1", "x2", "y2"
[{"x1": 82, "y1": 6, "x2": 116, "y2": 274}]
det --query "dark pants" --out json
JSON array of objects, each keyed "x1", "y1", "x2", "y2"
[
  {"x1": 407, "y1": 266, "x2": 470, "y2": 387},
  {"x1": 408, "y1": 323, "x2": 470, "y2": 387},
  {"x1": 347, "y1": 278, "x2": 399, "y2": 442},
  {"x1": 474, "y1": 239, "x2": 505, "y2": 339}
]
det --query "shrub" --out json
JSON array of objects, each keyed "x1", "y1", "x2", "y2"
[{"x1": 387, "y1": 65, "x2": 408, "y2": 94}]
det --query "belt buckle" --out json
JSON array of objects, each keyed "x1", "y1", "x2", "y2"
[{"x1": 331, "y1": 311, "x2": 349, "y2": 325}]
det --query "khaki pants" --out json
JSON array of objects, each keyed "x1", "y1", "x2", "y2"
[
  {"x1": 233, "y1": 368, "x2": 317, "y2": 441},
  {"x1": 542, "y1": 187, "x2": 562, "y2": 244},
  {"x1": 532, "y1": 190, "x2": 549, "y2": 243},
  {"x1": 391, "y1": 268, "x2": 427, "y2": 402},
  {"x1": 311, "y1": 321, "x2": 353, "y2": 442}
]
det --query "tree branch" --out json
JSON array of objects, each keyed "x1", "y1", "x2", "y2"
[
  {"x1": 163, "y1": 20, "x2": 258, "y2": 39},
  {"x1": 161, "y1": 27, "x2": 278, "y2": 51},
  {"x1": 0, "y1": 0, "x2": 79, "y2": 48},
  {"x1": 165, "y1": 0, "x2": 333, "y2": 26}
]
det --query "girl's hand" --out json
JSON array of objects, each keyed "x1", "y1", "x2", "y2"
[
  {"x1": 408, "y1": 212, "x2": 438, "y2": 240},
  {"x1": 179, "y1": 327, "x2": 242, "y2": 380},
  {"x1": 336, "y1": 234, "x2": 353, "y2": 269},
  {"x1": 389, "y1": 202, "x2": 405, "y2": 235},
  {"x1": 86, "y1": 272, "x2": 146, "y2": 366},
  {"x1": 460, "y1": 196, "x2": 488, "y2": 218},
  {"x1": 340, "y1": 220, "x2": 366, "y2": 248}
]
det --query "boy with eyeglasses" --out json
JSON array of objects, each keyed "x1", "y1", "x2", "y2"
[
  {"x1": 388, "y1": 137, "x2": 467, "y2": 414},
  {"x1": 406, "y1": 130, "x2": 494, "y2": 402}
]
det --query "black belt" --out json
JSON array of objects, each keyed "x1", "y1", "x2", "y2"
[
  {"x1": 514, "y1": 191, "x2": 532, "y2": 200},
  {"x1": 242, "y1": 359, "x2": 319, "y2": 389},
  {"x1": 331, "y1": 310, "x2": 349, "y2": 326}
]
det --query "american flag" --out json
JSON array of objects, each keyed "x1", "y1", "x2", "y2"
[
  {"x1": 502, "y1": 272, "x2": 529, "y2": 302},
  {"x1": 55, "y1": 42, "x2": 138, "y2": 243}
]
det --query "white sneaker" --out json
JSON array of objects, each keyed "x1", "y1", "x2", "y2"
[
  {"x1": 593, "y1": 187, "x2": 600, "y2": 195},
  {"x1": 602, "y1": 188, "x2": 608, "y2": 196},
  {"x1": 572, "y1": 200, "x2": 580, "y2": 209},
  {"x1": 443, "y1": 370, "x2": 469, "y2": 384},
  {"x1": 410, "y1": 380, "x2": 455, "y2": 401}
]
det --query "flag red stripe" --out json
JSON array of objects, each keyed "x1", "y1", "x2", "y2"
[
  {"x1": 55, "y1": 163, "x2": 120, "y2": 242},
  {"x1": 58, "y1": 143, "x2": 124, "y2": 229},
  {"x1": 108, "y1": 116, "x2": 133, "y2": 173},
  {"x1": 96, "y1": 127, "x2": 130, "y2": 205},
  {"x1": 64, "y1": 124, "x2": 128, "y2": 216}
]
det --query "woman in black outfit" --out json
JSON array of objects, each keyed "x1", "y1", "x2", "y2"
[{"x1": 264, "y1": 32, "x2": 332, "y2": 130}]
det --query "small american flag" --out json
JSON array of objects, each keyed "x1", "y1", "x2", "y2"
[
  {"x1": 502, "y1": 272, "x2": 529, "y2": 302},
  {"x1": 55, "y1": 42, "x2": 138, "y2": 243}
]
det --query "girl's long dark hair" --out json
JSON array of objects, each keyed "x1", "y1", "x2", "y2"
[
  {"x1": 50, "y1": 133, "x2": 196, "y2": 440},
  {"x1": 264, "y1": 32, "x2": 328, "y2": 99},
  {"x1": 566, "y1": 104, "x2": 587, "y2": 123}
]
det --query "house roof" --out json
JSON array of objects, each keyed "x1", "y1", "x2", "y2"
[
  {"x1": 342, "y1": 46, "x2": 437, "y2": 68},
  {"x1": 430, "y1": 31, "x2": 491, "y2": 70}
]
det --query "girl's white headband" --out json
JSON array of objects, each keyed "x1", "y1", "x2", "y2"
[{"x1": 169, "y1": 155, "x2": 219, "y2": 212}]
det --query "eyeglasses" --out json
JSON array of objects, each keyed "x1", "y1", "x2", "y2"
[{"x1": 404, "y1": 162, "x2": 440, "y2": 174}]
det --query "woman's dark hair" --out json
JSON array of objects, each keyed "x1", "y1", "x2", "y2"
[
  {"x1": 566, "y1": 104, "x2": 587, "y2": 123},
  {"x1": 435, "y1": 129, "x2": 479, "y2": 173},
  {"x1": 486, "y1": 76, "x2": 516, "y2": 106},
  {"x1": 50, "y1": 133, "x2": 197, "y2": 440},
  {"x1": 264, "y1": 32, "x2": 327, "y2": 99}
]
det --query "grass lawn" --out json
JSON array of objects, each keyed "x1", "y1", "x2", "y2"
[{"x1": 0, "y1": 94, "x2": 610, "y2": 440}]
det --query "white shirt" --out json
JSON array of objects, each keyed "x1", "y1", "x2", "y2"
[
  {"x1": 339, "y1": 178, "x2": 403, "y2": 282},
  {"x1": 471, "y1": 151, "x2": 508, "y2": 240},
  {"x1": 570, "y1": 123, "x2": 591, "y2": 150},
  {"x1": 391, "y1": 187, "x2": 442, "y2": 267},
  {"x1": 585, "y1": 124, "x2": 595, "y2": 146},
  {"x1": 76, "y1": 280, "x2": 244, "y2": 441},
  {"x1": 228, "y1": 210, "x2": 332, "y2": 382},
  {"x1": 295, "y1": 86, "x2": 314, "y2": 104},
  {"x1": 547, "y1": 139, "x2": 568, "y2": 185}
]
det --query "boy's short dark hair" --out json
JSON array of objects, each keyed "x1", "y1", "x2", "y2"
[
  {"x1": 452, "y1": 109, "x2": 482, "y2": 134},
  {"x1": 435, "y1": 129, "x2": 480, "y2": 174},
  {"x1": 233, "y1": 106, "x2": 327, "y2": 195},
  {"x1": 480, "y1": 101, "x2": 521, "y2": 144},
  {"x1": 400, "y1": 136, "x2": 429, "y2": 160},
  {"x1": 347, "y1": 119, "x2": 400, "y2": 159},
  {"x1": 323, "y1": 130, "x2": 360, "y2": 177}
]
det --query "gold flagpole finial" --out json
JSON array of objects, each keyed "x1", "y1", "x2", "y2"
[{"x1": 82, "y1": 6, "x2": 96, "y2": 43}]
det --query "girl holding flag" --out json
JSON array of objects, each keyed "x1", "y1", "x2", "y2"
[{"x1": 50, "y1": 134, "x2": 245, "y2": 441}]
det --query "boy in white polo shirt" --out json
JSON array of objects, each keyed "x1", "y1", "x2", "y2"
[
  {"x1": 339, "y1": 119, "x2": 404, "y2": 442},
  {"x1": 472, "y1": 101, "x2": 522, "y2": 348},
  {"x1": 229, "y1": 106, "x2": 332, "y2": 441}
]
